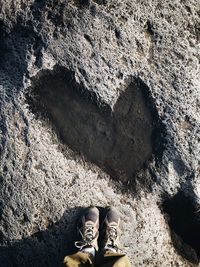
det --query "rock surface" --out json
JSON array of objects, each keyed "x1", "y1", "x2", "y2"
[{"x1": 0, "y1": 0, "x2": 199, "y2": 266}]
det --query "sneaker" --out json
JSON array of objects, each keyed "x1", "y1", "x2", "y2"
[
  {"x1": 75, "y1": 207, "x2": 99, "y2": 253},
  {"x1": 101, "y1": 206, "x2": 122, "y2": 253}
]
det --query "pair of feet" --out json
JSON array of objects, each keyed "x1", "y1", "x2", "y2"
[{"x1": 75, "y1": 206, "x2": 121, "y2": 257}]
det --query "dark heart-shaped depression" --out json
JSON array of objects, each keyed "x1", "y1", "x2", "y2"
[{"x1": 27, "y1": 66, "x2": 162, "y2": 183}]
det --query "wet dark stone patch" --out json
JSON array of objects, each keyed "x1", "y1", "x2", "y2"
[
  {"x1": 163, "y1": 191, "x2": 200, "y2": 263},
  {"x1": 26, "y1": 65, "x2": 163, "y2": 183}
]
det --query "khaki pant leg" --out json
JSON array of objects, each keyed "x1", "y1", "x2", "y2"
[
  {"x1": 96, "y1": 251, "x2": 131, "y2": 267},
  {"x1": 63, "y1": 251, "x2": 94, "y2": 267}
]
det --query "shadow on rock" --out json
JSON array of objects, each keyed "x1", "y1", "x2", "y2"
[
  {"x1": 26, "y1": 65, "x2": 164, "y2": 185},
  {"x1": 163, "y1": 191, "x2": 200, "y2": 264},
  {"x1": 0, "y1": 207, "x2": 83, "y2": 267}
]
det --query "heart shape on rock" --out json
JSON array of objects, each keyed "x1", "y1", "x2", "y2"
[{"x1": 27, "y1": 65, "x2": 162, "y2": 183}]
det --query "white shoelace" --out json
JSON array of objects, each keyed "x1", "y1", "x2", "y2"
[
  {"x1": 108, "y1": 226, "x2": 118, "y2": 244},
  {"x1": 105, "y1": 226, "x2": 123, "y2": 252},
  {"x1": 75, "y1": 224, "x2": 95, "y2": 250}
]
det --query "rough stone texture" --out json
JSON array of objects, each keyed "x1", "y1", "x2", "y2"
[{"x1": 0, "y1": 0, "x2": 199, "y2": 266}]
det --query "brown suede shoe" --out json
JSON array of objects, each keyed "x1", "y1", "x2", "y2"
[
  {"x1": 75, "y1": 207, "x2": 99, "y2": 252},
  {"x1": 101, "y1": 206, "x2": 122, "y2": 252}
]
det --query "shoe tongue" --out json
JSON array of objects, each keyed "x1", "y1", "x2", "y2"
[
  {"x1": 108, "y1": 222, "x2": 118, "y2": 227},
  {"x1": 85, "y1": 221, "x2": 94, "y2": 226}
]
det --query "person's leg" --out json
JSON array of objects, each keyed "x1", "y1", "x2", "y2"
[
  {"x1": 97, "y1": 251, "x2": 131, "y2": 267},
  {"x1": 96, "y1": 207, "x2": 131, "y2": 267},
  {"x1": 63, "y1": 251, "x2": 94, "y2": 267},
  {"x1": 63, "y1": 207, "x2": 99, "y2": 267}
]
